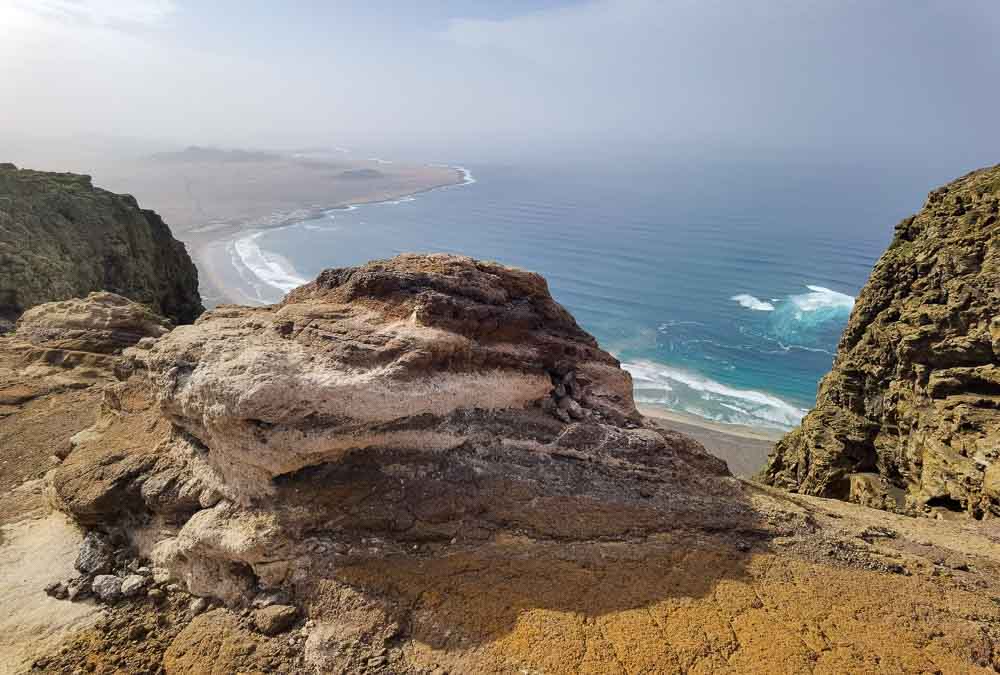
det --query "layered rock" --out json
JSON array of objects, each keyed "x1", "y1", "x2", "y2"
[
  {"x1": 15, "y1": 291, "x2": 172, "y2": 354},
  {"x1": 43, "y1": 255, "x2": 758, "y2": 666},
  {"x1": 764, "y1": 164, "x2": 1000, "y2": 517},
  {"x1": 0, "y1": 163, "x2": 203, "y2": 325}
]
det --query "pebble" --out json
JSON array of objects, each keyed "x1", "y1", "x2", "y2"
[{"x1": 189, "y1": 597, "x2": 209, "y2": 615}]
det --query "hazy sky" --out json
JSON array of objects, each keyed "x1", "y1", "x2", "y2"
[{"x1": 2, "y1": 0, "x2": 998, "y2": 163}]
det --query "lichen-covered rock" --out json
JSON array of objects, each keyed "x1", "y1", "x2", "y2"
[
  {"x1": 764, "y1": 164, "x2": 1000, "y2": 517},
  {"x1": 0, "y1": 164, "x2": 203, "y2": 325},
  {"x1": 15, "y1": 292, "x2": 171, "y2": 354}
]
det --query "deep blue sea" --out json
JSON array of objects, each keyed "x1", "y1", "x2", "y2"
[{"x1": 216, "y1": 157, "x2": 934, "y2": 431}]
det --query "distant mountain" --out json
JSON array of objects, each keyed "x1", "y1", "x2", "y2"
[{"x1": 150, "y1": 145, "x2": 281, "y2": 163}]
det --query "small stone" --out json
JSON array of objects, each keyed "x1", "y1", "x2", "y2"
[
  {"x1": 147, "y1": 588, "x2": 164, "y2": 602},
  {"x1": 554, "y1": 407, "x2": 571, "y2": 423},
  {"x1": 75, "y1": 531, "x2": 114, "y2": 575},
  {"x1": 368, "y1": 655, "x2": 387, "y2": 667},
  {"x1": 253, "y1": 590, "x2": 289, "y2": 608},
  {"x1": 189, "y1": 597, "x2": 209, "y2": 615},
  {"x1": 253, "y1": 604, "x2": 299, "y2": 636},
  {"x1": 120, "y1": 574, "x2": 148, "y2": 597},
  {"x1": 44, "y1": 581, "x2": 62, "y2": 597},
  {"x1": 91, "y1": 575, "x2": 123, "y2": 602},
  {"x1": 128, "y1": 624, "x2": 148, "y2": 641},
  {"x1": 553, "y1": 383, "x2": 567, "y2": 398},
  {"x1": 66, "y1": 577, "x2": 90, "y2": 601},
  {"x1": 558, "y1": 396, "x2": 584, "y2": 419},
  {"x1": 165, "y1": 583, "x2": 183, "y2": 594}
]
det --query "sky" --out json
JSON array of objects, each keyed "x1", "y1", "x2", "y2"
[{"x1": 1, "y1": 0, "x2": 999, "y2": 165}]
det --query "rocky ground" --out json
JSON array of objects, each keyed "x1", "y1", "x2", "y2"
[{"x1": 1, "y1": 255, "x2": 1000, "y2": 674}]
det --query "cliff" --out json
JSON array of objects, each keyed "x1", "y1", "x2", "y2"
[
  {"x1": 5, "y1": 255, "x2": 1000, "y2": 674},
  {"x1": 764, "y1": 165, "x2": 1000, "y2": 518},
  {"x1": 0, "y1": 163, "x2": 203, "y2": 326}
]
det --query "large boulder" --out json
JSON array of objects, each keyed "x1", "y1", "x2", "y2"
[
  {"x1": 139, "y1": 253, "x2": 664, "y2": 499},
  {"x1": 0, "y1": 164, "x2": 203, "y2": 325},
  {"x1": 15, "y1": 292, "x2": 171, "y2": 354},
  {"x1": 764, "y1": 164, "x2": 1000, "y2": 517},
  {"x1": 52, "y1": 254, "x2": 745, "y2": 606}
]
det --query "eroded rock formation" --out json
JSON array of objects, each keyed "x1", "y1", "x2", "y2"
[
  {"x1": 0, "y1": 164, "x2": 203, "y2": 326},
  {"x1": 765, "y1": 164, "x2": 1000, "y2": 517},
  {"x1": 51, "y1": 255, "x2": 746, "y2": 604},
  {"x1": 7, "y1": 255, "x2": 1000, "y2": 674}
]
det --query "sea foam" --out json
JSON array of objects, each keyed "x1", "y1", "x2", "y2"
[
  {"x1": 731, "y1": 294, "x2": 775, "y2": 311},
  {"x1": 232, "y1": 231, "x2": 308, "y2": 297},
  {"x1": 624, "y1": 359, "x2": 806, "y2": 430}
]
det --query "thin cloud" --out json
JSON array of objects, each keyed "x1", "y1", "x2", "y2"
[{"x1": 5, "y1": 0, "x2": 175, "y2": 28}]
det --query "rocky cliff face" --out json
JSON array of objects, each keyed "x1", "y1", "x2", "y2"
[
  {"x1": 765, "y1": 165, "x2": 1000, "y2": 518},
  {"x1": 0, "y1": 164, "x2": 203, "y2": 326}
]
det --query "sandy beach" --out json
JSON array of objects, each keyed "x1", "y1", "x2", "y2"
[
  {"x1": 119, "y1": 156, "x2": 470, "y2": 306},
  {"x1": 639, "y1": 403, "x2": 781, "y2": 477}
]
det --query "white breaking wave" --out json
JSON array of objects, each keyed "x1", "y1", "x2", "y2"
[
  {"x1": 731, "y1": 294, "x2": 775, "y2": 311},
  {"x1": 789, "y1": 285, "x2": 854, "y2": 317},
  {"x1": 455, "y1": 166, "x2": 476, "y2": 185},
  {"x1": 232, "y1": 232, "x2": 309, "y2": 295},
  {"x1": 624, "y1": 359, "x2": 806, "y2": 430}
]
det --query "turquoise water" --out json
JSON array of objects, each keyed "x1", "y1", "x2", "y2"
[{"x1": 222, "y1": 158, "x2": 928, "y2": 430}]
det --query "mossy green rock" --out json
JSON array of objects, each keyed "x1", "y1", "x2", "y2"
[
  {"x1": 764, "y1": 164, "x2": 1000, "y2": 518},
  {"x1": 0, "y1": 163, "x2": 202, "y2": 325}
]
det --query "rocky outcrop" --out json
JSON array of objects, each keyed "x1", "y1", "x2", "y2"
[
  {"x1": 52, "y1": 254, "x2": 742, "y2": 580},
  {"x1": 15, "y1": 292, "x2": 172, "y2": 354},
  {"x1": 764, "y1": 164, "x2": 1000, "y2": 517},
  {"x1": 8, "y1": 255, "x2": 1000, "y2": 674},
  {"x1": 0, "y1": 163, "x2": 203, "y2": 325}
]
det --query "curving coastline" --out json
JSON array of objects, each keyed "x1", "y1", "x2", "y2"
[{"x1": 185, "y1": 164, "x2": 472, "y2": 306}]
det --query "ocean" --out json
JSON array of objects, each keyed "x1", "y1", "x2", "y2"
[{"x1": 210, "y1": 156, "x2": 934, "y2": 431}]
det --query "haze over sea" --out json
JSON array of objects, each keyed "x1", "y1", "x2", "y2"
[{"x1": 216, "y1": 154, "x2": 941, "y2": 431}]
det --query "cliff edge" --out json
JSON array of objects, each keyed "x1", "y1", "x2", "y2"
[
  {"x1": 764, "y1": 164, "x2": 1000, "y2": 518},
  {"x1": 0, "y1": 164, "x2": 203, "y2": 327}
]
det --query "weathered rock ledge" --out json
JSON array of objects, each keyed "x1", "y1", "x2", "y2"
[{"x1": 764, "y1": 164, "x2": 1000, "y2": 518}]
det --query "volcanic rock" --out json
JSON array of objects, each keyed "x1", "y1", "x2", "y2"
[
  {"x1": 0, "y1": 164, "x2": 202, "y2": 325},
  {"x1": 91, "y1": 575, "x2": 123, "y2": 602},
  {"x1": 764, "y1": 164, "x2": 1000, "y2": 517},
  {"x1": 75, "y1": 531, "x2": 114, "y2": 575}
]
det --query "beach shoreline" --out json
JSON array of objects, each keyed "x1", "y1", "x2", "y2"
[
  {"x1": 639, "y1": 403, "x2": 781, "y2": 477},
  {"x1": 182, "y1": 165, "x2": 470, "y2": 306}
]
